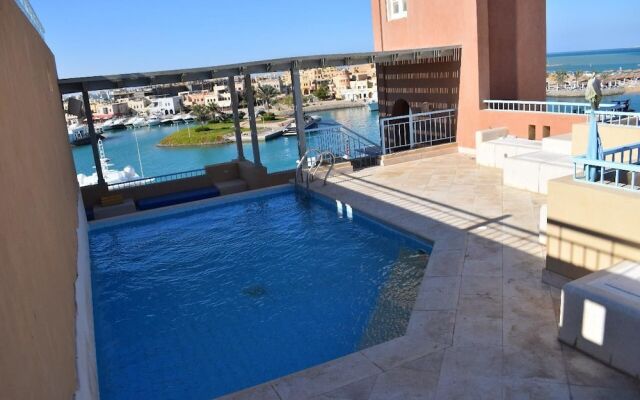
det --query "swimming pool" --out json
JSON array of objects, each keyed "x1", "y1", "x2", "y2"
[{"x1": 89, "y1": 187, "x2": 431, "y2": 399}]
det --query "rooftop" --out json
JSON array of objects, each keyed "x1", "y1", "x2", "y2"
[{"x1": 221, "y1": 153, "x2": 640, "y2": 399}]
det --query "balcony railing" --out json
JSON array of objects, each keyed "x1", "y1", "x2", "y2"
[
  {"x1": 573, "y1": 142, "x2": 640, "y2": 192},
  {"x1": 305, "y1": 123, "x2": 381, "y2": 163},
  {"x1": 379, "y1": 109, "x2": 456, "y2": 154},
  {"x1": 483, "y1": 100, "x2": 616, "y2": 115},
  {"x1": 108, "y1": 168, "x2": 206, "y2": 191},
  {"x1": 594, "y1": 111, "x2": 640, "y2": 128}
]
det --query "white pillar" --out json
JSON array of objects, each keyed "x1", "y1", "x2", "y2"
[
  {"x1": 227, "y1": 76, "x2": 245, "y2": 161},
  {"x1": 244, "y1": 74, "x2": 261, "y2": 166},
  {"x1": 81, "y1": 84, "x2": 105, "y2": 185},
  {"x1": 290, "y1": 66, "x2": 307, "y2": 157}
]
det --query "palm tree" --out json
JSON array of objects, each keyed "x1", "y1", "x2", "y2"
[
  {"x1": 573, "y1": 70, "x2": 584, "y2": 89},
  {"x1": 206, "y1": 102, "x2": 222, "y2": 121},
  {"x1": 191, "y1": 104, "x2": 208, "y2": 124},
  {"x1": 553, "y1": 71, "x2": 568, "y2": 90},
  {"x1": 255, "y1": 85, "x2": 278, "y2": 111}
]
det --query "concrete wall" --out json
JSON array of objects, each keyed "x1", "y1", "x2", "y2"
[
  {"x1": 371, "y1": 0, "x2": 550, "y2": 149},
  {"x1": 571, "y1": 123, "x2": 640, "y2": 156},
  {"x1": 545, "y1": 176, "x2": 640, "y2": 281},
  {"x1": 0, "y1": 1, "x2": 97, "y2": 398}
]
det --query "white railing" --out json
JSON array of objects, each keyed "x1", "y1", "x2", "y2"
[
  {"x1": 573, "y1": 142, "x2": 640, "y2": 192},
  {"x1": 305, "y1": 124, "x2": 381, "y2": 163},
  {"x1": 379, "y1": 109, "x2": 456, "y2": 154},
  {"x1": 594, "y1": 111, "x2": 640, "y2": 128},
  {"x1": 483, "y1": 100, "x2": 617, "y2": 115}
]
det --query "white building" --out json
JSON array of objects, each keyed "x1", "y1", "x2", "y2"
[{"x1": 148, "y1": 96, "x2": 182, "y2": 116}]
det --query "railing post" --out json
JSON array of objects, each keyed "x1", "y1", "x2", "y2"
[
  {"x1": 409, "y1": 109, "x2": 415, "y2": 149},
  {"x1": 380, "y1": 118, "x2": 387, "y2": 155}
]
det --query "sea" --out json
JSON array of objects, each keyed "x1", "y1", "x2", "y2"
[
  {"x1": 547, "y1": 47, "x2": 640, "y2": 73},
  {"x1": 72, "y1": 48, "x2": 640, "y2": 180}
]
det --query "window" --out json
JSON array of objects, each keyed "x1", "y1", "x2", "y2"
[{"x1": 387, "y1": 0, "x2": 407, "y2": 20}]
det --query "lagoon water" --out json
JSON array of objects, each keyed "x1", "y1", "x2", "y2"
[{"x1": 72, "y1": 107, "x2": 381, "y2": 178}]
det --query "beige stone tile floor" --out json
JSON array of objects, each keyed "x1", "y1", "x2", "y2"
[{"x1": 218, "y1": 153, "x2": 640, "y2": 400}]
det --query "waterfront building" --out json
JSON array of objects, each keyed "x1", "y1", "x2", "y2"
[
  {"x1": 148, "y1": 95, "x2": 182, "y2": 116},
  {"x1": 3, "y1": 1, "x2": 640, "y2": 399},
  {"x1": 126, "y1": 98, "x2": 150, "y2": 115},
  {"x1": 179, "y1": 90, "x2": 209, "y2": 108}
]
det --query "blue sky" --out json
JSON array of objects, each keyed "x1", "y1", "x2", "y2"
[{"x1": 31, "y1": 0, "x2": 640, "y2": 78}]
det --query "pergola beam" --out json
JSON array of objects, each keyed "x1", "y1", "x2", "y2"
[{"x1": 58, "y1": 46, "x2": 461, "y2": 94}]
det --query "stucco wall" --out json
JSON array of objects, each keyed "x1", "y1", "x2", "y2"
[
  {"x1": 545, "y1": 177, "x2": 640, "y2": 281},
  {"x1": 0, "y1": 1, "x2": 89, "y2": 398},
  {"x1": 571, "y1": 123, "x2": 640, "y2": 156},
  {"x1": 371, "y1": 0, "x2": 548, "y2": 149},
  {"x1": 480, "y1": 110, "x2": 585, "y2": 139}
]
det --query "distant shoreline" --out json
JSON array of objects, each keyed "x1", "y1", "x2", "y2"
[{"x1": 547, "y1": 85, "x2": 640, "y2": 98}]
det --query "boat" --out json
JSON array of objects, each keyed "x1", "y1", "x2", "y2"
[
  {"x1": 127, "y1": 116, "x2": 146, "y2": 128},
  {"x1": 100, "y1": 119, "x2": 115, "y2": 131},
  {"x1": 283, "y1": 115, "x2": 320, "y2": 135},
  {"x1": 182, "y1": 113, "x2": 195, "y2": 122},
  {"x1": 160, "y1": 117, "x2": 174, "y2": 125},
  {"x1": 67, "y1": 124, "x2": 104, "y2": 146},
  {"x1": 171, "y1": 114, "x2": 184, "y2": 124},
  {"x1": 109, "y1": 118, "x2": 127, "y2": 131},
  {"x1": 367, "y1": 94, "x2": 379, "y2": 112},
  {"x1": 146, "y1": 116, "x2": 161, "y2": 126},
  {"x1": 76, "y1": 139, "x2": 151, "y2": 187}
]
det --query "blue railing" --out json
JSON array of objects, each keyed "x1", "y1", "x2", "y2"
[
  {"x1": 573, "y1": 142, "x2": 640, "y2": 191},
  {"x1": 14, "y1": 0, "x2": 45, "y2": 38},
  {"x1": 108, "y1": 169, "x2": 206, "y2": 191}
]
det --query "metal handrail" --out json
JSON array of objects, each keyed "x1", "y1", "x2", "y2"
[
  {"x1": 295, "y1": 148, "x2": 321, "y2": 190},
  {"x1": 295, "y1": 148, "x2": 336, "y2": 190}
]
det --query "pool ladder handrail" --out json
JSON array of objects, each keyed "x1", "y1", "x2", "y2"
[{"x1": 295, "y1": 149, "x2": 336, "y2": 191}]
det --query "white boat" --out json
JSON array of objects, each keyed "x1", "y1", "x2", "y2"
[
  {"x1": 67, "y1": 124, "x2": 91, "y2": 146},
  {"x1": 182, "y1": 113, "x2": 195, "y2": 122},
  {"x1": 367, "y1": 93, "x2": 379, "y2": 111},
  {"x1": 129, "y1": 116, "x2": 146, "y2": 128},
  {"x1": 284, "y1": 115, "x2": 320, "y2": 135},
  {"x1": 171, "y1": 114, "x2": 185, "y2": 124},
  {"x1": 109, "y1": 118, "x2": 127, "y2": 130},
  {"x1": 76, "y1": 140, "x2": 151, "y2": 187},
  {"x1": 101, "y1": 119, "x2": 115, "y2": 131},
  {"x1": 67, "y1": 124, "x2": 104, "y2": 146},
  {"x1": 146, "y1": 116, "x2": 161, "y2": 126}
]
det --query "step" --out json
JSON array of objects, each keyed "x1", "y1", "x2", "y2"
[
  {"x1": 477, "y1": 137, "x2": 542, "y2": 169},
  {"x1": 503, "y1": 151, "x2": 573, "y2": 194},
  {"x1": 542, "y1": 133, "x2": 573, "y2": 155}
]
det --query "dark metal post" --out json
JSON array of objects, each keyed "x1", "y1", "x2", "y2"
[
  {"x1": 81, "y1": 83, "x2": 105, "y2": 185},
  {"x1": 244, "y1": 74, "x2": 261, "y2": 166},
  {"x1": 228, "y1": 75, "x2": 245, "y2": 160},
  {"x1": 290, "y1": 65, "x2": 307, "y2": 157}
]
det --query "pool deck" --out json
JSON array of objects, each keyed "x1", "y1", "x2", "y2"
[{"x1": 219, "y1": 153, "x2": 640, "y2": 400}]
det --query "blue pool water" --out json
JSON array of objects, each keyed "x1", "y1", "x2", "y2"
[{"x1": 90, "y1": 189, "x2": 430, "y2": 399}]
